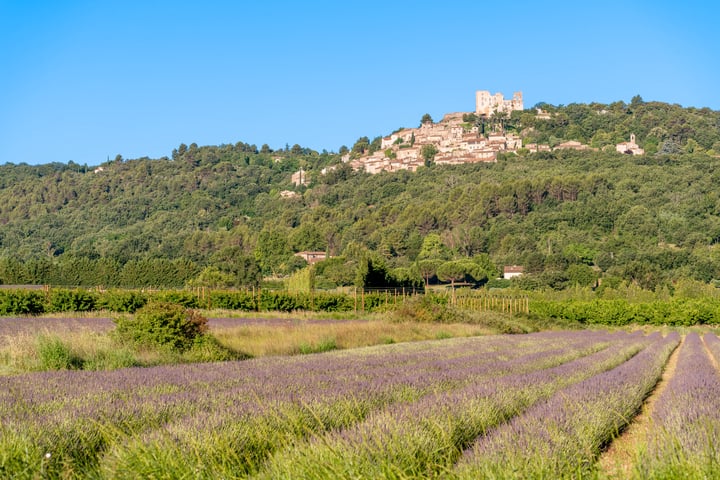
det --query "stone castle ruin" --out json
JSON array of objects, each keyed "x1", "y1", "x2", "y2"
[{"x1": 475, "y1": 90, "x2": 524, "y2": 116}]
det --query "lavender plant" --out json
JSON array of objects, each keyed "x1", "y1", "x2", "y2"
[
  {"x1": 633, "y1": 332, "x2": 720, "y2": 479},
  {"x1": 255, "y1": 332, "x2": 654, "y2": 479},
  {"x1": 0, "y1": 331, "x2": 620, "y2": 478},
  {"x1": 453, "y1": 332, "x2": 679, "y2": 479}
]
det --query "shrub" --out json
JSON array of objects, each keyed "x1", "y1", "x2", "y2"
[
  {"x1": 97, "y1": 290, "x2": 148, "y2": 313},
  {"x1": 207, "y1": 291, "x2": 257, "y2": 311},
  {"x1": 48, "y1": 289, "x2": 98, "y2": 312},
  {"x1": 114, "y1": 302, "x2": 208, "y2": 352},
  {"x1": 181, "y1": 335, "x2": 244, "y2": 363},
  {"x1": 312, "y1": 293, "x2": 353, "y2": 312},
  {"x1": 0, "y1": 290, "x2": 45, "y2": 315},
  {"x1": 150, "y1": 291, "x2": 200, "y2": 308},
  {"x1": 36, "y1": 335, "x2": 84, "y2": 370},
  {"x1": 392, "y1": 294, "x2": 467, "y2": 323},
  {"x1": 258, "y1": 291, "x2": 307, "y2": 312}
]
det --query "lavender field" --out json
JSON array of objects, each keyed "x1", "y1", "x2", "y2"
[{"x1": 0, "y1": 329, "x2": 715, "y2": 479}]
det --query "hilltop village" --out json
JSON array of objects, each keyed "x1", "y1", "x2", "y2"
[{"x1": 305, "y1": 90, "x2": 644, "y2": 178}]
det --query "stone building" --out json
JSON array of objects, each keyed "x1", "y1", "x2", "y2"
[
  {"x1": 616, "y1": 134, "x2": 645, "y2": 155},
  {"x1": 476, "y1": 90, "x2": 523, "y2": 116},
  {"x1": 291, "y1": 168, "x2": 308, "y2": 186}
]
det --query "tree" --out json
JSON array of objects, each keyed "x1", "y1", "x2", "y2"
[
  {"x1": 421, "y1": 144, "x2": 438, "y2": 166},
  {"x1": 354, "y1": 255, "x2": 391, "y2": 289},
  {"x1": 417, "y1": 259, "x2": 442, "y2": 287},
  {"x1": 351, "y1": 136, "x2": 370, "y2": 156},
  {"x1": 186, "y1": 266, "x2": 236, "y2": 288},
  {"x1": 420, "y1": 113, "x2": 433, "y2": 125},
  {"x1": 436, "y1": 260, "x2": 467, "y2": 288},
  {"x1": 417, "y1": 233, "x2": 451, "y2": 261},
  {"x1": 254, "y1": 228, "x2": 292, "y2": 276},
  {"x1": 565, "y1": 263, "x2": 597, "y2": 287}
]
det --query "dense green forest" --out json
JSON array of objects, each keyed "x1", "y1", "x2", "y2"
[{"x1": 1, "y1": 97, "x2": 720, "y2": 290}]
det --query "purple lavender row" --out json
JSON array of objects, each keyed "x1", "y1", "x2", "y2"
[
  {"x1": 0, "y1": 333, "x2": 607, "y2": 430},
  {"x1": 100, "y1": 331, "x2": 632, "y2": 478},
  {"x1": 452, "y1": 332, "x2": 678, "y2": 479},
  {"x1": 635, "y1": 332, "x2": 720, "y2": 478},
  {"x1": 0, "y1": 317, "x2": 114, "y2": 344},
  {"x1": 1, "y1": 331, "x2": 624, "y2": 477},
  {"x1": 33, "y1": 330, "x2": 611, "y2": 440},
  {"x1": 0, "y1": 330, "x2": 615, "y2": 423},
  {"x1": 255, "y1": 332, "x2": 655, "y2": 479},
  {"x1": 119, "y1": 330, "x2": 618, "y2": 435}
]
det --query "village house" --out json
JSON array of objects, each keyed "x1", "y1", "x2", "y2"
[
  {"x1": 535, "y1": 108, "x2": 551, "y2": 120},
  {"x1": 348, "y1": 89, "x2": 539, "y2": 174},
  {"x1": 291, "y1": 168, "x2": 309, "y2": 186},
  {"x1": 616, "y1": 134, "x2": 645, "y2": 155},
  {"x1": 294, "y1": 251, "x2": 327, "y2": 265},
  {"x1": 524, "y1": 143, "x2": 551, "y2": 152},
  {"x1": 503, "y1": 265, "x2": 524, "y2": 279},
  {"x1": 555, "y1": 140, "x2": 591, "y2": 151}
]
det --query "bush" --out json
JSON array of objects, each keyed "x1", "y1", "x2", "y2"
[
  {"x1": 392, "y1": 294, "x2": 467, "y2": 323},
  {"x1": 48, "y1": 289, "x2": 98, "y2": 312},
  {"x1": 97, "y1": 290, "x2": 148, "y2": 313},
  {"x1": 258, "y1": 291, "x2": 307, "y2": 312},
  {"x1": 181, "y1": 335, "x2": 244, "y2": 363},
  {"x1": 114, "y1": 302, "x2": 208, "y2": 352},
  {"x1": 36, "y1": 335, "x2": 84, "y2": 370},
  {"x1": 312, "y1": 293, "x2": 354, "y2": 312},
  {"x1": 0, "y1": 290, "x2": 45, "y2": 315},
  {"x1": 207, "y1": 291, "x2": 257, "y2": 311},
  {"x1": 150, "y1": 291, "x2": 200, "y2": 309}
]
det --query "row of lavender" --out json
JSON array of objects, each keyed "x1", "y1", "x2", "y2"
[
  {"x1": 257, "y1": 331, "x2": 670, "y2": 479},
  {"x1": 453, "y1": 331, "x2": 680, "y2": 478},
  {"x1": 0, "y1": 330, "x2": 624, "y2": 478},
  {"x1": 633, "y1": 332, "x2": 720, "y2": 478}
]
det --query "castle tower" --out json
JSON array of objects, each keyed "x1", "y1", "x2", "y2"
[
  {"x1": 512, "y1": 91, "x2": 523, "y2": 111},
  {"x1": 476, "y1": 90, "x2": 492, "y2": 116}
]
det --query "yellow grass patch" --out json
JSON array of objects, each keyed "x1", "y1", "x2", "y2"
[{"x1": 211, "y1": 320, "x2": 491, "y2": 357}]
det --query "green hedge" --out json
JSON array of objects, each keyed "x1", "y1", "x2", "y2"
[
  {"x1": 48, "y1": 289, "x2": 98, "y2": 312},
  {"x1": 3, "y1": 288, "x2": 717, "y2": 325},
  {"x1": 0, "y1": 290, "x2": 46, "y2": 315},
  {"x1": 531, "y1": 298, "x2": 720, "y2": 326}
]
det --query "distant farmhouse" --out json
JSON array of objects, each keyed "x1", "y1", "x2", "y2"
[
  {"x1": 295, "y1": 251, "x2": 327, "y2": 265},
  {"x1": 503, "y1": 265, "x2": 524, "y2": 280}
]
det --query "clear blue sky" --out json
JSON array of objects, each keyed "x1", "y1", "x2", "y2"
[{"x1": 1, "y1": 0, "x2": 718, "y2": 166}]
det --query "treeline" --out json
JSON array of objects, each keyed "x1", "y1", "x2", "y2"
[
  {"x1": 514, "y1": 96, "x2": 720, "y2": 155},
  {"x1": 1, "y1": 99, "x2": 720, "y2": 292}
]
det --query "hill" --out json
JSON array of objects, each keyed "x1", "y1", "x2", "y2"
[{"x1": 1, "y1": 97, "x2": 719, "y2": 290}]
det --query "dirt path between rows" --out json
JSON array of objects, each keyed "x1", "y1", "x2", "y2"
[{"x1": 596, "y1": 335, "x2": 684, "y2": 479}]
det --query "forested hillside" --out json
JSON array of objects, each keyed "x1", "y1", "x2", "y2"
[{"x1": 1, "y1": 98, "x2": 719, "y2": 290}]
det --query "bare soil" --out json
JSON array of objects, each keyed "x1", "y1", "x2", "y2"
[{"x1": 596, "y1": 336, "x2": 683, "y2": 479}]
